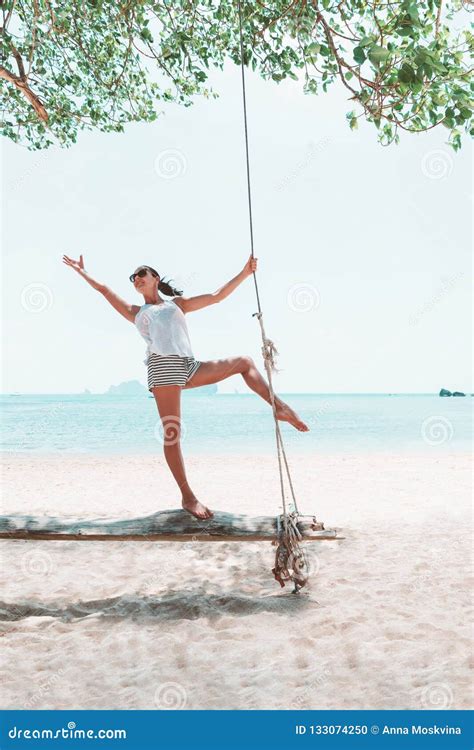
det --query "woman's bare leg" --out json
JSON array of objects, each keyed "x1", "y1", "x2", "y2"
[
  {"x1": 184, "y1": 355, "x2": 309, "y2": 431},
  {"x1": 151, "y1": 385, "x2": 213, "y2": 519}
]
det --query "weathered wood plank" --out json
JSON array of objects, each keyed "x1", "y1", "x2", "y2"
[{"x1": 0, "y1": 510, "x2": 340, "y2": 542}]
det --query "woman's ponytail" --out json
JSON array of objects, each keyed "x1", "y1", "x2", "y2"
[
  {"x1": 144, "y1": 265, "x2": 183, "y2": 297},
  {"x1": 158, "y1": 277, "x2": 183, "y2": 297}
]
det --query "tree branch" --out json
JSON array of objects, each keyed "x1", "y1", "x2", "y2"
[
  {"x1": 10, "y1": 42, "x2": 26, "y2": 79},
  {"x1": 0, "y1": 65, "x2": 48, "y2": 121}
]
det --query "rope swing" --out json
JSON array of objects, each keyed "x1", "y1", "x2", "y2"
[{"x1": 236, "y1": 0, "x2": 321, "y2": 593}]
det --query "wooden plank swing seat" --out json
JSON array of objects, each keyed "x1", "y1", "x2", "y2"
[{"x1": 0, "y1": 510, "x2": 340, "y2": 543}]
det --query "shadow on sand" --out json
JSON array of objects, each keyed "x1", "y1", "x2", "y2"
[{"x1": 0, "y1": 589, "x2": 311, "y2": 623}]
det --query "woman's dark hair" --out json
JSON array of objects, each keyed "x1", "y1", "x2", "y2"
[{"x1": 144, "y1": 265, "x2": 183, "y2": 297}]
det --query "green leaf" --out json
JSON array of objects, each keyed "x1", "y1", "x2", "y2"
[
  {"x1": 398, "y1": 63, "x2": 417, "y2": 83},
  {"x1": 368, "y1": 46, "x2": 390, "y2": 66},
  {"x1": 306, "y1": 42, "x2": 320, "y2": 57},
  {"x1": 353, "y1": 46, "x2": 366, "y2": 64},
  {"x1": 140, "y1": 28, "x2": 153, "y2": 43},
  {"x1": 396, "y1": 16, "x2": 416, "y2": 37}
]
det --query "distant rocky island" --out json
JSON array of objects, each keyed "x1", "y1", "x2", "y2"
[
  {"x1": 439, "y1": 388, "x2": 467, "y2": 397},
  {"x1": 106, "y1": 380, "x2": 147, "y2": 395},
  {"x1": 104, "y1": 379, "x2": 218, "y2": 396}
]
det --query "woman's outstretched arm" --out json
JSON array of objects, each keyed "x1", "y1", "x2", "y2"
[
  {"x1": 177, "y1": 254, "x2": 258, "y2": 314},
  {"x1": 62, "y1": 254, "x2": 140, "y2": 323}
]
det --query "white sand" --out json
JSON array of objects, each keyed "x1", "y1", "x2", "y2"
[{"x1": 0, "y1": 451, "x2": 472, "y2": 710}]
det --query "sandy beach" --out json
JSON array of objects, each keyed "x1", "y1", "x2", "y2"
[{"x1": 0, "y1": 450, "x2": 471, "y2": 710}]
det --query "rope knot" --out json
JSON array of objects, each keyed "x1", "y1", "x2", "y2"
[
  {"x1": 262, "y1": 339, "x2": 278, "y2": 372},
  {"x1": 272, "y1": 512, "x2": 309, "y2": 592},
  {"x1": 261, "y1": 337, "x2": 279, "y2": 374}
]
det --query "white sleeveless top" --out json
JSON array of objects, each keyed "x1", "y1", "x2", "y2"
[{"x1": 134, "y1": 299, "x2": 194, "y2": 365}]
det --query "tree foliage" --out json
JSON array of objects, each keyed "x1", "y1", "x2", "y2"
[{"x1": 1, "y1": 0, "x2": 472, "y2": 150}]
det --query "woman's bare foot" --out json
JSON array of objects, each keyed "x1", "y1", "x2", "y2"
[
  {"x1": 182, "y1": 495, "x2": 214, "y2": 520},
  {"x1": 275, "y1": 399, "x2": 309, "y2": 432}
]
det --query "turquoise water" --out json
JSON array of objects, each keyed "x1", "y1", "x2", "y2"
[{"x1": 1, "y1": 394, "x2": 472, "y2": 455}]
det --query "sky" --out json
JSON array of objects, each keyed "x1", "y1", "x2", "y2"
[{"x1": 1, "y1": 59, "x2": 472, "y2": 394}]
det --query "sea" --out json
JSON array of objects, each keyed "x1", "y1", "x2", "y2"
[{"x1": 1, "y1": 393, "x2": 472, "y2": 455}]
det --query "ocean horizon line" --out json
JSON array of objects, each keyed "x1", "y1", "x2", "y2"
[{"x1": 2, "y1": 391, "x2": 472, "y2": 397}]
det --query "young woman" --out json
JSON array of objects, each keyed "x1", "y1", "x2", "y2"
[{"x1": 62, "y1": 253, "x2": 309, "y2": 520}]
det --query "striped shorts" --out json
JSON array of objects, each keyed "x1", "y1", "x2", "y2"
[{"x1": 147, "y1": 353, "x2": 201, "y2": 391}]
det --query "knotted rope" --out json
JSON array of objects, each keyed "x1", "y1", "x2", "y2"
[{"x1": 237, "y1": 0, "x2": 312, "y2": 592}]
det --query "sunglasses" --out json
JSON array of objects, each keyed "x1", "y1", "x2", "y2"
[{"x1": 129, "y1": 268, "x2": 150, "y2": 283}]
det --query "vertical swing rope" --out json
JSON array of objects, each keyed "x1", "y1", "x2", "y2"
[
  {"x1": 236, "y1": 0, "x2": 261, "y2": 316},
  {"x1": 236, "y1": 0, "x2": 311, "y2": 591},
  {"x1": 236, "y1": 0, "x2": 290, "y2": 520}
]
